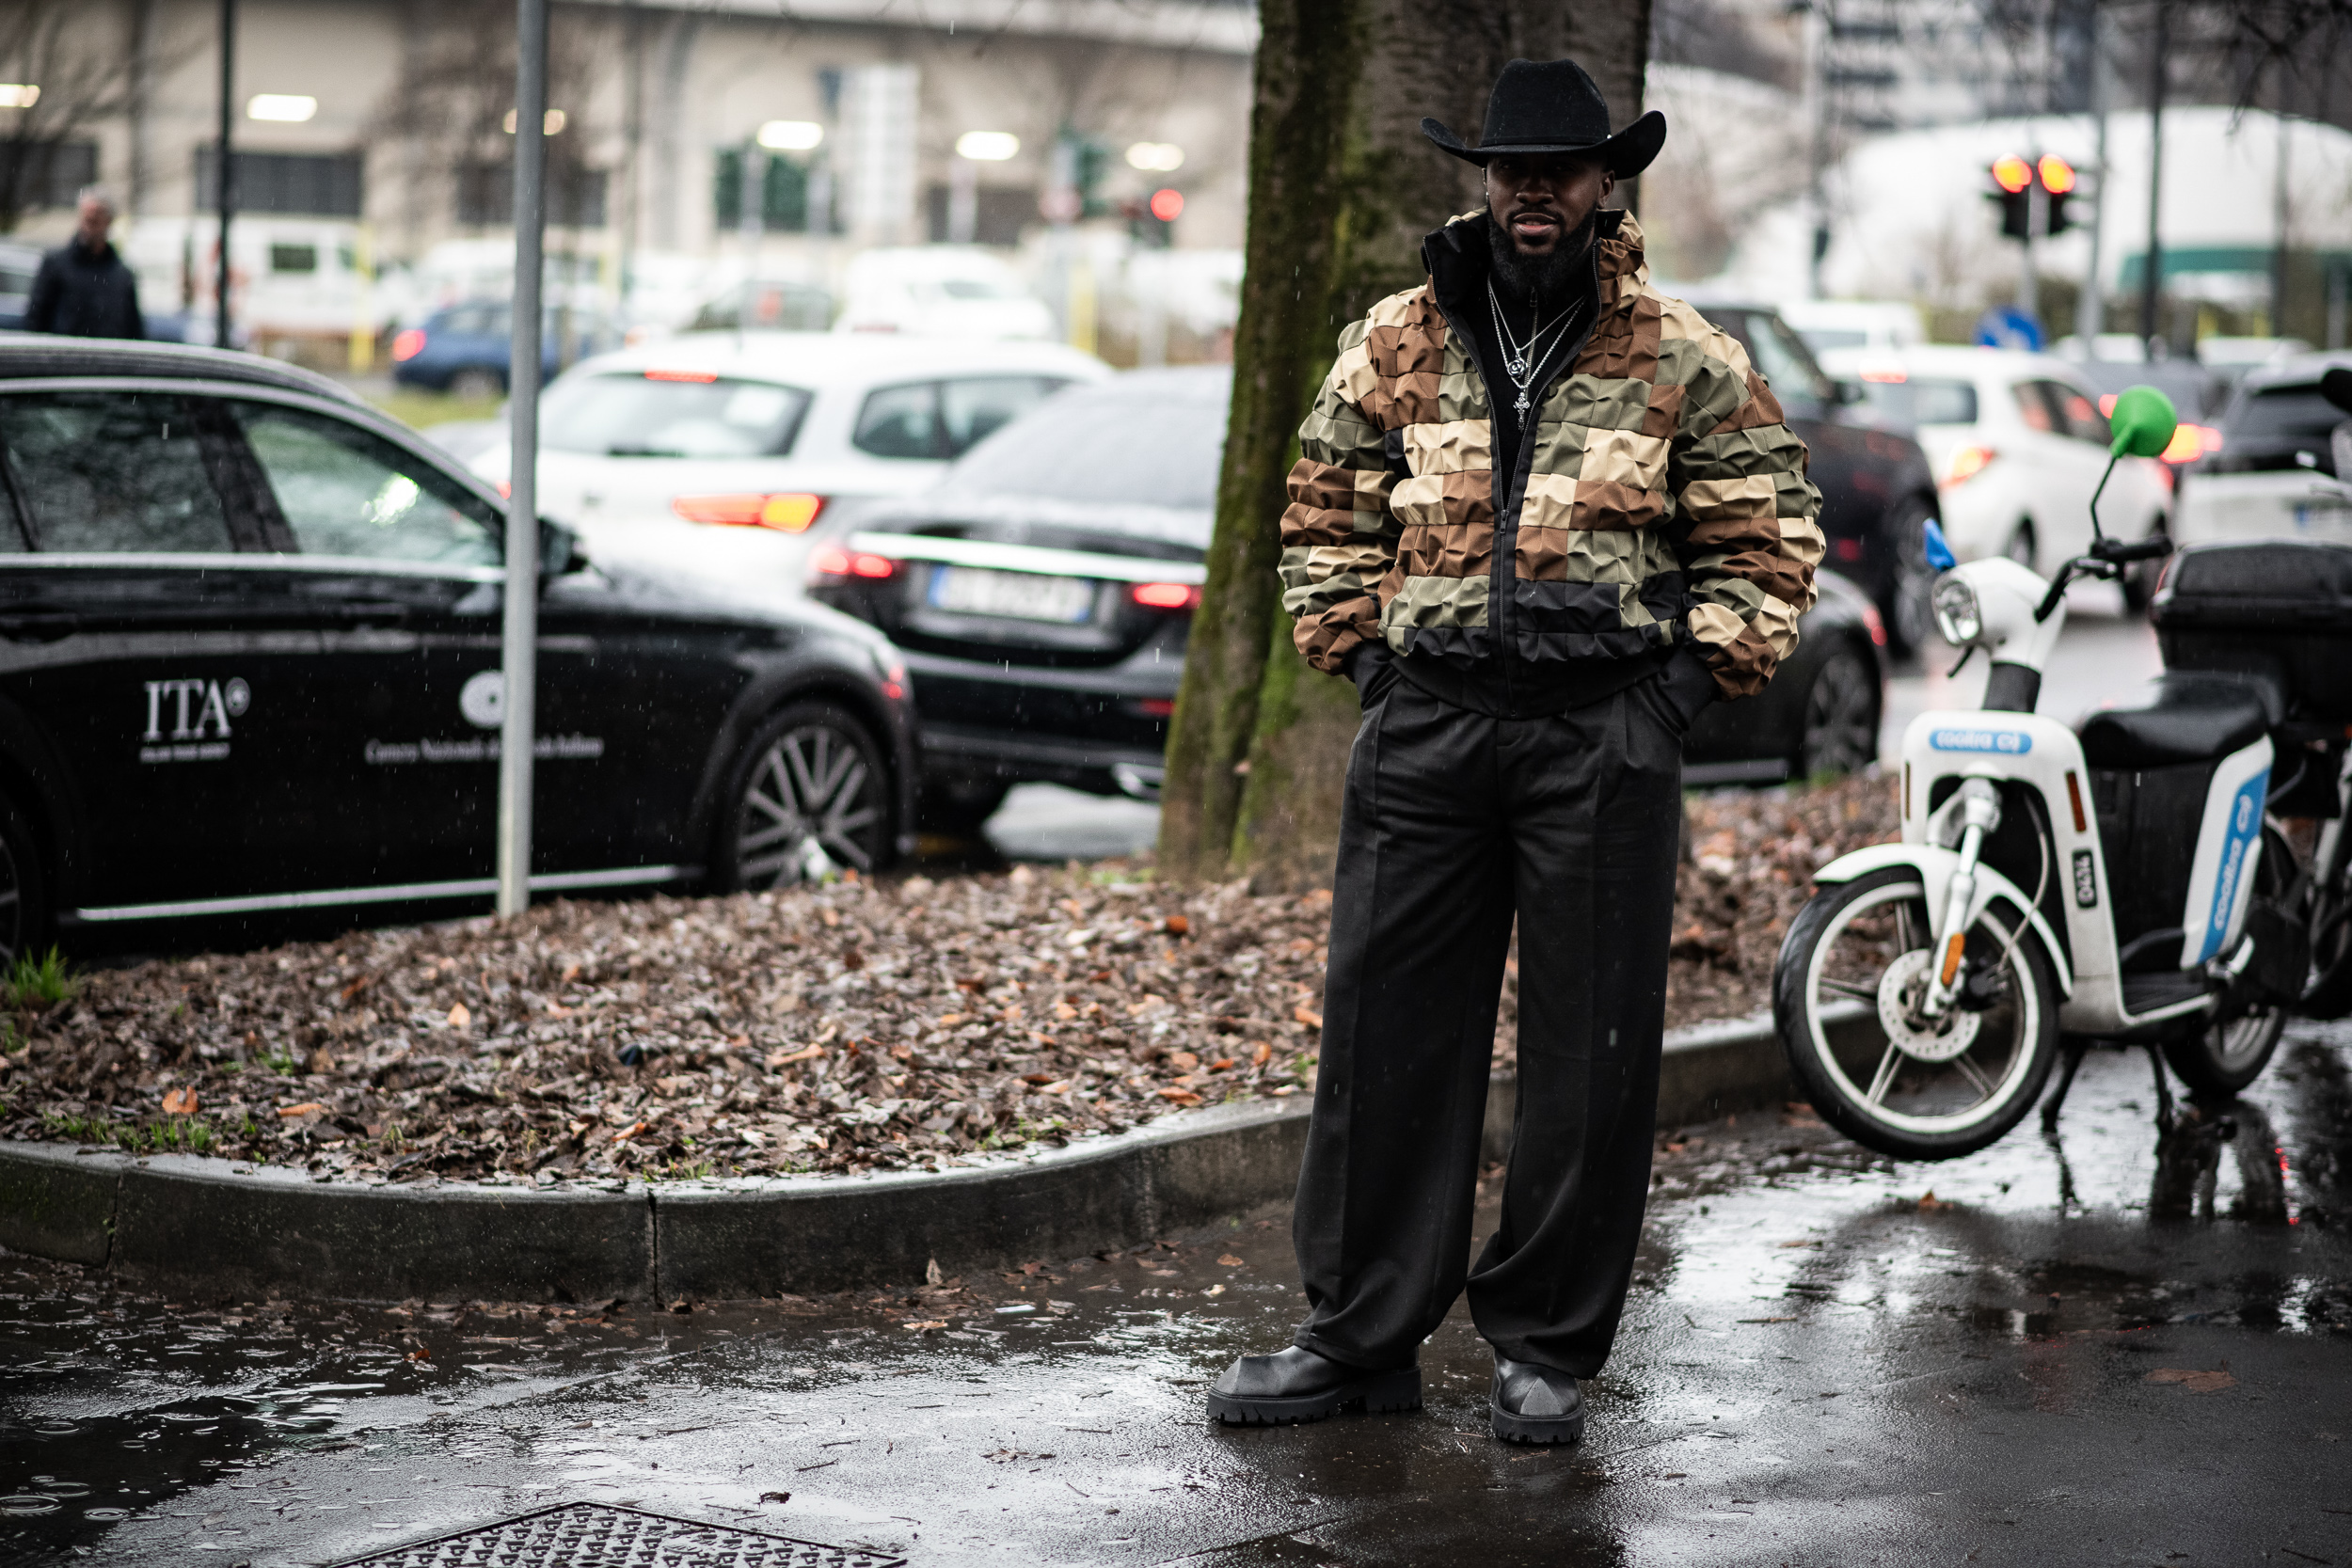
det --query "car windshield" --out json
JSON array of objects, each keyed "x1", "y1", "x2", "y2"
[
  {"x1": 2229, "y1": 383, "x2": 2347, "y2": 443},
  {"x1": 1857, "y1": 376, "x2": 1979, "y2": 426},
  {"x1": 538, "y1": 372, "x2": 813, "y2": 458},
  {"x1": 1799, "y1": 327, "x2": 1869, "y2": 351},
  {"x1": 948, "y1": 382, "x2": 1227, "y2": 510}
]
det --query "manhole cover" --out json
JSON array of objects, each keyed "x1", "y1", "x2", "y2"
[{"x1": 331, "y1": 1501, "x2": 907, "y2": 1568}]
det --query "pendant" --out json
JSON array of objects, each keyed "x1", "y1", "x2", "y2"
[
  {"x1": 1504, "y1": 355, "x2": 1527, "y2": 379},
  {"x1": 1515, "y1": 389, "x2": 1531, "y2": 416}
]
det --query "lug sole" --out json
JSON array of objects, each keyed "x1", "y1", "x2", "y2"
[
  {"x1": 1206, "y1": 1366, "x2": 1422, "y2": 1427},
  {"x1": 1490, "y1": 1402, "x2": 1586, "y2": 1446}
]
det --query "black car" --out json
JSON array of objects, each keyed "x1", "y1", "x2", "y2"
[
  {"x1": 810, "y1": 367, "x2": 1883, "y2": 825},
  {"x1": 0, "y1": 339, "x2": 914, "y2": 957},
  {"x1": 1682, "y1": 297, "x2": 1945, "y2": 656}
]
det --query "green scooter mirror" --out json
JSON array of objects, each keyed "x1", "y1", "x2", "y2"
[{"x1": 2108, "y1": 385, "x2": 2179, "y2": 459}]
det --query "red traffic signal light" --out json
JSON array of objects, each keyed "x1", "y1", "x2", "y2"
[
  {"x1": 2037, "y1": 154, "x2": 2075, "y2": 195},
  {"x1": 1991, "y1": 153, "x2": 2032, "y2": 194},
  {"x1": 1148, "y1": 187, "x2": 1184, "y2": 222}
]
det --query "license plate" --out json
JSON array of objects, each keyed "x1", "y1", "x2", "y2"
[{"x1": 928, "y1": 565, "x2": 1095, "y2": 624}]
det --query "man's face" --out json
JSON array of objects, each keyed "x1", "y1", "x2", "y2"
[
  {"x1": 75, "y1": 198, "x2": 112, "y2": 248},
  {"x1": 1486, "y1": 153, "x2": 1613, "y2": 257}
]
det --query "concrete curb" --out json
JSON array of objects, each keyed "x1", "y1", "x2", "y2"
[{"x1": 0, "y1": 1012, "x2": 1793, "y2": 1302}]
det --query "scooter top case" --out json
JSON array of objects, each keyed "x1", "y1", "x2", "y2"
[{"x1": 2153, "y1": 539, "x2": 2352, "y2": 722}]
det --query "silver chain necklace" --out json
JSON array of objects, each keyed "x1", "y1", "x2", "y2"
[{"x1": 1486, "y1": 278, "x2": 1583, "y2": 417}]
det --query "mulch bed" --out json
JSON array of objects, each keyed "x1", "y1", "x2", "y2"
[{"x1": 0, "y1": 774, "x2": 1900, "y2": 1184}]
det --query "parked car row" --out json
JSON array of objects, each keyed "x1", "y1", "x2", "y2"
[{"x1": 0, "y1": 301, "x2": 1910, "y2": 958}]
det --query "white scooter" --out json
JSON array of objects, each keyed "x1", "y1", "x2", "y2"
[{"x1": 1773, "y1": 388, "x2": 2352, "y2": 1160}]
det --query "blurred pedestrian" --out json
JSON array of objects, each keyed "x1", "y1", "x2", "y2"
[
  {"x1": 1208, "y1": 57, "x2": 1820, "y2": 1446},
  {"x1": 24, "y1": 187, "x2": 145, "y2": 340}
]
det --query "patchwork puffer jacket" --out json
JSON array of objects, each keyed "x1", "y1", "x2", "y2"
[{"x1": 1279, "y1": 209, "x2": 1821, "y2": 702}]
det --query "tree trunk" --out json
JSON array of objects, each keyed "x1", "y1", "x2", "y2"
[{"x1": 1160, "y1": 0, "x2": 1655, "y2": 889}]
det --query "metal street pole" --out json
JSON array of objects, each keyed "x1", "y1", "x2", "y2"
[
  {"x1": 2139, "y1": 0, "x2": 2168, "y2": 354},
  {"x1": 2080, "y1": 5, "x2": 2110, "y2": 353},
  {"x1": 498, "y1": 0, "x2": 548, "y2": 919},
  {"x1": 215, "y1": 0, "x2": 234, "y2": 350}
]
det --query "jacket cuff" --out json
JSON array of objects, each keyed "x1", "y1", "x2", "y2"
[{"x1": 1661, "y1": 644, "x2": 1724, "y2": 726}]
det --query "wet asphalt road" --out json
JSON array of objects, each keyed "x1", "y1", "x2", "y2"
[{"x1": 6, "y1": 1018, "x2": 2351, "y2": 1567}]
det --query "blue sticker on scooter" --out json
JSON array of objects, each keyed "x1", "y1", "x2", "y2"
[
  {"x1": 1930, "y1": 728, "x2": 2033, "y2": 754},
  {"x1": 2196, "y1": 770, "x2": 2268, "y2": 963},
  {"x1": 1923, "y1": 517, "x2": 1957, "y2": 571}
]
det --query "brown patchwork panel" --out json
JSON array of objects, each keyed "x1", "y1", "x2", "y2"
[
  {"x1": 1436, "y1": 470, "x2": 1493, "y2": 531},
  {"x1": 1642, "y1": 381, "x2": 1684, "y2": 440},
  {"x1": 1712, "y1": 371, "x2": 1788, "y2": 435},
  {"x1": 1569, "y1": 478, "x2": 1667, "y2": 531},
  {"x1": 1708, "y1": 618, "x2": 1778, "y2": 697},
  {"x1": 1293, "y1": 594, "x2": 1381, "y2": 673},
  {"x1": 1577, "y1": 291, "x2": 1662, "y2": 383},
  {"x1": 1286, "y1": 457, "x2": 1365, "y2": 510},
  {"x1": 1280, "y1": 500, "x2": 1356, "y2": 548},
  {"x1": 1517, "y1": 527, "x2": 1571, "y2": 582},
  {"x1": 1396, "y1": 519, "x2": 1494, "y2": 580},
  {"x1": 1683, "y1": 514, "x2": 1782, "y2": 551},
  {"x1": 1713, "y1": 546, "x2": 1812, "y2": 606},
  {"x1": 1363, "y1": 372, "x2": 1441, "y2": 431}
]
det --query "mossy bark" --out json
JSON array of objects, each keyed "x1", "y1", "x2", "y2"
[{"x1": 1160, "y1": 0, "x2": 1655, "y2": 891}]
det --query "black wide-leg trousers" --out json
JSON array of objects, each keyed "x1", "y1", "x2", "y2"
[{"x1": 1291, "y1": 673, "x2": 1685, "y2": 1378}]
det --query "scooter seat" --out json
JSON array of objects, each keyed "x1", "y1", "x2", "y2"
[{"x1": 2077, "y1": 672, "x2": 2277, "y2": 769}]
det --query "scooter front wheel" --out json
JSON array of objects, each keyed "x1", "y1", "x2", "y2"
[{"x1": 1774, "y1": 867, "x2": 2061, "y2": 1161}]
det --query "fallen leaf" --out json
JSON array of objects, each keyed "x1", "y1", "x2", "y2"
[
  {"x1": 447, "y1": 1003, "x2": 470, "y2": 1029},
  {"x1": 925, "y1": 1258, "x2": 944, "y2": 1286},
  {"x1": 339, "y1": 974, "x2": 373, "y2": 1004},
  {"x1": 1250, "y1": 1041, "x2": 1272, "y2": 1066},
  {"x1": 1293, "y1": 1006, "x2": 1324, "y2": 1030},
  {"x1": 1916, "y1": 1191, "x2": 1951, "y2": 1212},
  {"x1": 1036, "y1": 1081, "x2": 1071, "y2": 1095},
  {"x1": 611, "y1": 1120, "x2": 645, "y2": 1143},
  {"x1": 1157, "y1": 1088, "x2": 1203, "y2": 1106},
  {"x1": 161, "y1": 1087, "x2": 199, "y2": 1115},
  {"x1": 1209, "y1": 1057, "x2": 1235, "y2": 1072},
  {"x1": 1216, "y1": 1254, "x2": 1244, "y2": 1267},
  {"x1": 905, "y1": 1320, "x2": 948, "y2": 1332},
  {"x1": 1168, "y1": 1051, "x2": 1200, "y2": 1070},
  {"x1": 2146, "y1": 1368, "x2": 2236, "y2": 1393},
  {"x1": 1022, "y1": 1072, "x2": 1057, "y2": 1085},
  {"x1": 935, "y1": 1013, "x2": 969, "y2": 1027},
  {"x1": 405, "y1": 1346, "x2": 431, "y2": 1361},
  {"x1": 277, "y1": 1102, "x2": 326, "y2": 1118},
  {"x1": 758, "y1": 1491, "x2": 791, "y2": 1505},
  {"x1": 767, "y1": 1044, "x2": 825, "y2": 1066},
  {"x1": 1778, "y1": 1240, "x2": 1820, "y2": 1248},
  {"x1": 1204, "y1": 1283, "x2": 1225, "y2": 1296},
  {"x1": 1163, "y1": 915, "x2": 1189, "y2": 936}
]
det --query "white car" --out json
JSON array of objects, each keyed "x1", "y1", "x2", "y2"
[
  {"x1": 1781, "y1": 298, "x2": 1927, "y2": 358},
  {"x1": 2174, "y1": 352, "x2": 2352, "y2": 549},
  {"x1": 834, "y1": 247, "x2": 1057, "y2": 340},
  {"x1": 469, "y1": 332, "x2": 1108, "y2": 591},
  {"x1": 1821, "y1": 345, "x2": 2173, "y2": 605}
]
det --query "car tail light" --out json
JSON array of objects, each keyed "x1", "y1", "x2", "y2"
[
  {"x1": 390, "y1": 328, "x2": 426, "y2": 362},
  {"x1": 1833, "y1": 537, "x2": 1866, "y2": 562},
  {"x1": 1940, "y1": 445, "x2": 1995, "y2": 488},
  {"x1": 2160, "y1": 424, "x2": 2220, "y2": 465},
  {"x1": 1132, "y1": 581, "x2": 1201, "y2": 610},
  {"x1": 1136, "y1": 698, "x2": 1176, "y2": 718},
  {"x1": 496, "y1": 480, "x2": 512, "y2": 499},
  {"x1": 644, "y1": 368, "x2": 719, "y2": 383},
  {"x1": 809, "y1": 543, "x2": 896, "y2": 580},
  {"x1": 1861, "y1": 602, "x2": 1888, "y2": 647},
  {"x1": 673, "y1": 493, "x2": 827, "y2": 532}
]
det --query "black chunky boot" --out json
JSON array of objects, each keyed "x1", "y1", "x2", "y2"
[
  {"x1": 1206, "y1": 1345, "x2": 1422, "y2": 1426},
  {"x1": 1490, "y1": 1354, "x2": 1584, "y2": 1445}
]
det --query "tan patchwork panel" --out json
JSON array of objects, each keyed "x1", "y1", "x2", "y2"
[
  {"x1": 1330, "y1": 341, "x2": 1377, "y2": 406},
  {"x1": 1385, "y1": 572, "x2": 1489, "y2": 628},
  {"x1": 1688, "y1": 601, "x2": 1746, "y2": 651},
  {"x1": 1402, "y1": 419, "x2": 1493, "y2": 475},
  {"x1": 1752, "y1": 594, "x2": 1801, "y2": 659},
  {"x1": 1778, "y1": 515, "x2": 1827, "y2": 571},
  {"x1": 1396, "y1": 521, "x2": 1493, "y2": 580},
  {"x1": 1521, "y1": 471, "x2": 1581, "y2": 531},
  {"x1": 1580, "y1": 427, "x2": 1669, "y2": 489},
  {"x1": 1391, "y1": 473, "x2": 1447, "y2": 531},
  {"x1": 1679, "y1": 474, "x2": 1777, "y2": 521}
]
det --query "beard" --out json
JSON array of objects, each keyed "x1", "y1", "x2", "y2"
[{"x1": 1486, "y1": 205, "x2": 1599, "y2": 309}]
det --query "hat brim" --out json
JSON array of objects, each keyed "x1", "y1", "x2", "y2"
[{"x1": 1420, "y1": 109, "x2": 1666, "y2": 178}]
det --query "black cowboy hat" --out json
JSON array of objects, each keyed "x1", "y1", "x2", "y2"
[{"x1": 1422, "y1": 57, "x2": 1666, "y2": 177}]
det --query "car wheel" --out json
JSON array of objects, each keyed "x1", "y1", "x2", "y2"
[
  {"x1": 918, "y1": 778, "x2": 1010, "y2": 837},
  {"x1": 448, "y1": 368, "x2": 505, "y2": 401},
  {"x1": 711, "y1": 702, "x2": 893, "y2": 889},
  {"x1": 1795, "y1": 645, "x2": 1880, "y2": 781},
  {"x1": 2002, "y1": 521, "x2": 2037, "y2": 572},
  {"x1": 1882, "y1": 495, "x2": 1938, "y2": 656},
  {"x1": 0, "y1": 789, "x2": 52, "y2": 965},
  {"x1": 2121, "y1": 515, "x2": 2169, "y2": 614}
]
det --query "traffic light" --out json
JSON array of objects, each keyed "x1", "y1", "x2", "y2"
[
  {"x1": 2038, "y1": 154, "x2": 2075, "y2": 235},
  {"x1": 1989, "y1": 154, "x2": 2032, "y2": 239},
  {"x1": 1120, "y1": 189, "x2": 1180, "y2": 247}
]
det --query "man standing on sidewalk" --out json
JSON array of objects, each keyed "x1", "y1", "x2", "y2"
[
  {"x1": 24, "y1": 188, "x2": 145, "y2": 341},
  {"x1": 1208, "y1": 57, "x2": 1820, "y2": 1445}
]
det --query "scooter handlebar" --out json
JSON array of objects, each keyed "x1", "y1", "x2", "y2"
[{"x1": 2092, "y1": 535, "x2": 2173, "y2": 563}]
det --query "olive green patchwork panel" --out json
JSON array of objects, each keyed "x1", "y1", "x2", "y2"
[{"x1": 1279, "y1": 210, "x2": 1821, "y2": 697}]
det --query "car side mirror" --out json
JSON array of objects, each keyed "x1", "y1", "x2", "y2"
[
  {"x1": 539, "y1": 517, "x2": 582, "y2": 578},
  {"x1": 2107, "y1": 385, "x2": 2178, "y2": 459},
  {"x1": 2322, "y1": 366, "x2": 2352, "y2": 416},
  {"x1": 1834, "y1": 379, "x2": 1867, "y2": 407}
]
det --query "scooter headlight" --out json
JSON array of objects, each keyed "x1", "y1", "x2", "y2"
[{"x1": 1931, "y1": 575, "x2": 1981, "y2": 645}]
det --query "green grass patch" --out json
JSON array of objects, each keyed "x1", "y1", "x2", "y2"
[
  {"x1": 4, "y1": 947, "x2": 77, "y2": 1010},
  {"x1": 40, "y1": 1110, "x2": 215, "y2": 1155}
]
